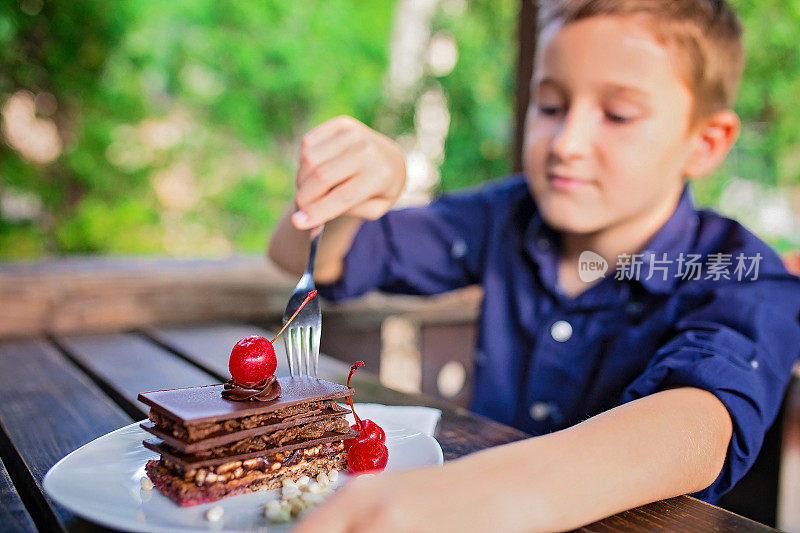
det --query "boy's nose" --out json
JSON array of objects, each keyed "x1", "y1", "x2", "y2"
[{"x1": 551, "y1": 107, "x2": 596, "y2": 161}]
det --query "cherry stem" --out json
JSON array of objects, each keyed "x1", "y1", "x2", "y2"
[
  {"x1": 270, "y1": 290, "x2": 318, "y2": 343},
  {"x1": 346, "y1": 361, "x2": 366, "y2": 433}
]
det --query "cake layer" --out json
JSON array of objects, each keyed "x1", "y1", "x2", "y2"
[
  {"x1": 141, "y1": 402, "x2": 350, "y2": 452},
  {"x1": 144, "y1": 428, "x2": 359, "y2": 469},
  {"x1": 138, "y1": 377, "x2": 355, "y2": 426},
  {"x1": 146, "y1": 446, "x2": 347, "y2": 506},
  {"x1": 148, "y1": 416, "x2": 350, "y2": 458}
]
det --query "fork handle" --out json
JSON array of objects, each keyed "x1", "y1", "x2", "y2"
[{"x1": 305, "y1": 225, "x2": 324, "y2": 278}]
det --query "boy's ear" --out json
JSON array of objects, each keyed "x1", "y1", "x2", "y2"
[{"x1": 684, "y1": 110, "x2": 740, "y2": 178}]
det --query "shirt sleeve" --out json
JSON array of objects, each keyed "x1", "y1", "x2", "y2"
[
  {"x1": 620, "y1": 274, "x2": 800, "y2": 503},
  {"x1": 316, "y1": 184, "x2": 496, "y2": 301}
]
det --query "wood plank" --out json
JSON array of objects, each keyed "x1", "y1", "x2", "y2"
[
  {"x1": 54, "y1": 332, "x2": 220, "y2": 414},
  {"x1": 143, "y1": 323, "x2": 351, "y2": 380},
  {"x1": 0, "y1": 255, "x2": 295, "y2": 339},
  {"x1": 0, "y1": 457, "x2": 36, "y2": 532},
  {"x1": 579, "y1": 496, "x2": 776, "y2": 532},
  {"x1": 0, "y1": 255, "x2": 483, "y2": 340},
  {"x1": 0, "y1": 338, "x2": 132, "y2": 530}
]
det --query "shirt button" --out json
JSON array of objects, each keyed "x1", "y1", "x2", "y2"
[
  {"x1": 550, "y1": 320, "x2": 573, "y2": 342},
  {"x1": 529, "y1": 402, "x2": 551, "y2": 421},
  {"x1": 451, "y1": 238, "x2": 467, "y2": 259},
  {"x1": 626, "y1": 301, "x2": 644, "y2": 315},
  {"x1": 750, "y1": 359, "x2": 759, "y2": 369}
]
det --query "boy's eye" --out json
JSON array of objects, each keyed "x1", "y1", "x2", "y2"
[
  {"x1": 538, "y1": 105, "x2": 563, "y2": 116},
  {"x1": 605, "y1": 112, "x2": 633, "y2": 124}
]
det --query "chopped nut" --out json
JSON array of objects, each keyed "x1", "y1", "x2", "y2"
[
  {"x1": 282, "y1": 478, "x2": 297, "y2": 489},
  {"x1": 270, "y1": 462, "x2": 281, "y2": 471},
  {"x1": 265, "y1": 500, "x2": 282, "y2": 512},
  {"x1": 301, "y1": 492, "x2": 324, "y2": 506},
  {"x1": 233, "y1": 467, "x2": 244, "y2": 478},
  {"x1": 275, "y1": 452, "x2": 285, "y2": 461},
  {"x1": 216, "y1": 460, "x2": 242, "y2": 474},
  {"x1": 281, "y1": 486, "x2": 301, "y2": 501},
  {"x1": 205, "y1": 472, "x2": 218, "y2": 484},
  {"x1": 205, "y1": 506, "x2": 224, "y2": 522},
  {"x1": 140, "y1": 477, "x2": 153, "y2": 490},
  {"x1": 296, "y1": 475, "x2": 310, "y2": 487},
  {"x1": 195, "y1": 470, "x2": 206, "y2": 486},
  {"x1": 266, "y1": 506, "x2": 291, "y2": 523},
  {"x1": 316, "y1": 472, "x2": 329, "y2": 487},
  {"x1": 243, "y1": 458, "x2": 262, "y2": 469}
]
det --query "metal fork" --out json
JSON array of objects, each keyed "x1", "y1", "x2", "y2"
[{"x1": 282, "y1": 226, "x2": 323, "y2": 377}]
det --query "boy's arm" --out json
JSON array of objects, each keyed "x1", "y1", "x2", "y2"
[
  {"x1": 267, "y1": 115, "x2": 405, "y2": 284},
  {"x1": 294, "y1": 387, "x2": 732, "y2": 533}
]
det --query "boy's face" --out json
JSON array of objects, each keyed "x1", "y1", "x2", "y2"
[{"x1": 523, "y1": 15, "x2": 699, "y2": 237}]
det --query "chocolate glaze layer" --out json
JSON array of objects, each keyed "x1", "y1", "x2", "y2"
[{"x1": 137, "y1": 377, "x2": 354, "y2": 425}]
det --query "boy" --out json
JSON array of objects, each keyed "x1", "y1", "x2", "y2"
[{"x1": 270, "y1": 1, "x2": 800, "y2": 531}]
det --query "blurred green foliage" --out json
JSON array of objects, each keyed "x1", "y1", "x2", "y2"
[{"x1": 0, "y1": 0, "x2": 797, "y2": 258}]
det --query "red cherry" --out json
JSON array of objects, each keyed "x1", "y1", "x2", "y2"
[
  {"x1": 343, "y1": 361, "x2": 390, "y2": 469},
  {"x1": 343, "y1": 433, "x2": 360, "y2": 452},
  {"x1": 229, "y1": 336, "x2": 276, "y2": 383},
  {"x1": 344, "y1": 419, "x2": 385, "y2": 451},
  {"x1": 350, "y1": 419, "x2": 385, "y2": 443},
  {"x1": 347, "y1": 438, "x2": 389, "y2": 473}
]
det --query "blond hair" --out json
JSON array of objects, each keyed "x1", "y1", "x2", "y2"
[{"x1": 538, "y1": 0, "x2": 744, "y2": 123}]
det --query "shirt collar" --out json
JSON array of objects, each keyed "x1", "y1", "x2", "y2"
[{"x1": 524, "y1": 184, "x2": 699, "y2": 297}]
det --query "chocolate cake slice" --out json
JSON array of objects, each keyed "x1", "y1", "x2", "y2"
[{"x1": 138, "y1": 376, "x2": 357, "y2": 506}]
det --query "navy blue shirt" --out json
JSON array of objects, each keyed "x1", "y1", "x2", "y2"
[{"x1": 318, "y1": 175, "x2": 800, "y2": 503}]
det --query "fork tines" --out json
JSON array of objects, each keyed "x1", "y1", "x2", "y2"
[{"x1": 284, "y1": 325, "x2": 319, "y2": 377}]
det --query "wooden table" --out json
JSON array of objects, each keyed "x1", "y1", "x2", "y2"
[{"x1": 0, "y1": 323, "x2": 776, "y2": 532}]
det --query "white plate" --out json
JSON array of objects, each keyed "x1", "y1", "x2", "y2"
[{"x1": 44, "y1": 416, "x2": 443, "y2": 532}]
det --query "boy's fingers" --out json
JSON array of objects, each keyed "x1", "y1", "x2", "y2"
[
  {"x1": 296, "y1": 144, "x2": 365, "y2": 209},
  {"x1": 301, "y1": 115, "x2": 359, "y2": 150},
  {"x1": 292, "y1": 501, "x2": 351, "y2": 533},
  {"x1": 297, "y1": 128, "x2": 361, "y2": 188},
  {"x1": 293, "y1": 178, "x2": 371, "y2": 230},
  {"x1": 349, "y1": 197, "x2": 393, "y2": 220}
]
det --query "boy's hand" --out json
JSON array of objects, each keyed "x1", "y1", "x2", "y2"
[{"x1": 292, "y1": 115, "x2": 406, "y2": 230}]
